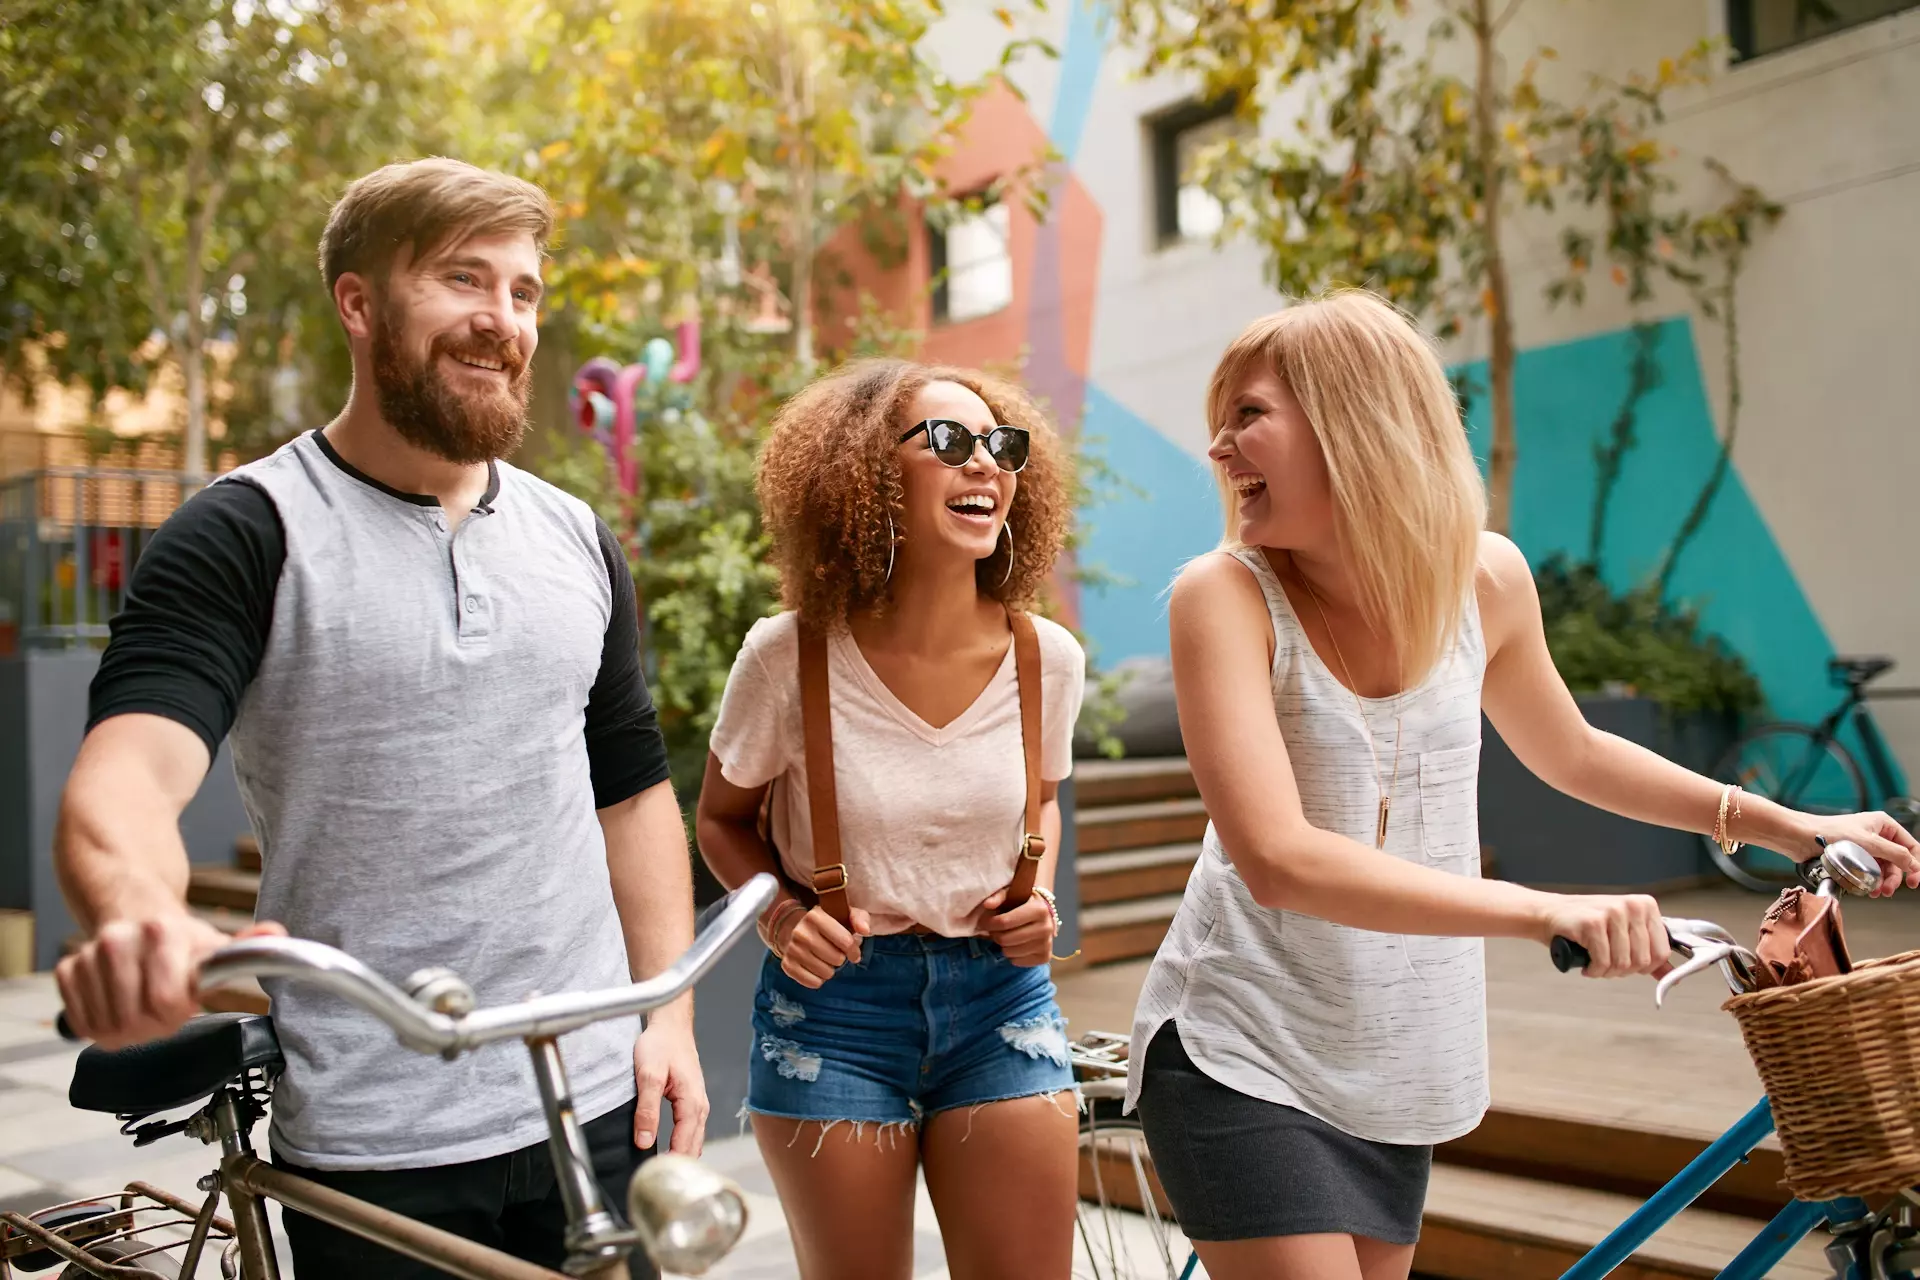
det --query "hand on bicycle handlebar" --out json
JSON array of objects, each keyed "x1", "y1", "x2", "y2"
[
  {"x1": 775, "y1": 904, "x2": 871, "y2": 989},
  {"x1": 1799, "y1": 810, "x2": 1920, "y2": 896},
  {"x1": 54, "y1": 911, "x2": 287, "y2": 1049},
  {"x1": 1541, "y1": 894, "x2": 1671, "y2": 979}
]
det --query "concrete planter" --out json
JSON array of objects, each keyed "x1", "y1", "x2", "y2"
[{"x1": 1478, "y1": 694, "x2": 1736, "y2": 890}]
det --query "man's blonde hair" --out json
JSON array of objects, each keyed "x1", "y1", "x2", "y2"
[
  {"x1": 318, "y1": 158, "x2": 555, "y2": 290},
  {"x1": 1207, "y1": 290, "x2": 1487, "y2": 683}
]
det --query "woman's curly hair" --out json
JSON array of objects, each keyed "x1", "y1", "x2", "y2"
[{"x1": 758, "y1": 358, "x2": 1074, "y2": 626}]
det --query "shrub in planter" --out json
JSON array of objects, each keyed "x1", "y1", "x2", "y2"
[
  {"x1": 1480, "y1": 556, "x2": 1764, "y2": 889},
  {"x1": 1534, "y1": 555, "x2": 1762, "y2": 718}
]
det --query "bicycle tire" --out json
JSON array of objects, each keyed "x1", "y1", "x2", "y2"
[
  {"x1": 1075, "y1": 1099, "x2": 1191, "y2": 1280},
  {"x1": 57, "y1": 1237, "x2": 182, "y2": 1278},
  {"x1": 1705, "y1": 723, "x2": 1869, "y2": 891}
]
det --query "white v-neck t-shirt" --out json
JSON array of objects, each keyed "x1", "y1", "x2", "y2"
[{"x1": 709, "y1": 610, "x2": 1086, "y2": 936}]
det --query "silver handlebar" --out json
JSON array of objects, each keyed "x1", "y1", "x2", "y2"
[
  {"x1": 1650, "y1": 840, "x2": 1879, "y2": 1007},
  {"x1": 197, "y1": 873, "x2": 780, "y2": 1058}
]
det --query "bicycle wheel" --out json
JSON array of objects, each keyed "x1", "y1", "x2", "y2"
[
  {"x1": 1075, "y1": 1097, "x2": 1195, "y2": 1280},
  {"x1": 1706, "y1": 723, "x2": 1868, "y2": 891},
  {"x1": 58, "y1": 1237, "x2": 182, "y2": 1278}
]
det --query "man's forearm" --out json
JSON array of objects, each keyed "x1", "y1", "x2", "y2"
[
  {"x1": 601, "y1": 780, "x2": 697, "y2": 1029},
  {"x1": 56, "y1": 722, "x2": 203, "y2": 932}
]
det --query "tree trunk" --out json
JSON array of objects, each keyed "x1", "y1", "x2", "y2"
[
  {"x1": 777, "y1": 4, "x2": 817, "y2": 370},
  {"x1": 1655, "y1": 263, "x2": 1741, "y2": 598},
  {"x1": 182, "y1": 332, "x2": 209, "y2": 483},
  {"x1": 1473, "y1": 0, "x2": 1518, "y2": 534}
]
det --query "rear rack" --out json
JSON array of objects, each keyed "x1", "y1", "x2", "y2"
[{"x1": 1, "y1": 1181, "x2": 237, "y2": 1278}]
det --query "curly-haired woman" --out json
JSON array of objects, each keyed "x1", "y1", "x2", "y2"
[{"x1": 695, "y1": 359, "x2": 1085, "y2": 1279}]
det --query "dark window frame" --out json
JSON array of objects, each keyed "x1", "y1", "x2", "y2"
[
  {"x1": 928, "y1": 191, "x2": 1010, "y2": 325},
  {"x1": 1149, "y1": 95, "x2": 1239, "y2": 248},
  {"x1": 1727, "y1": 0, "x2": 1919, "y2": 63}
]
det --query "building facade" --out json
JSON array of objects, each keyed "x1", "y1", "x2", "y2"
[{"x1": 881, "y1": 0, "x2": 1919, "y2": 788}]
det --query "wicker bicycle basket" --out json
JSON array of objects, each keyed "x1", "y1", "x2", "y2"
[{"x1": 1724, "y1": 948, "x2": 1920, "y2": 1201}]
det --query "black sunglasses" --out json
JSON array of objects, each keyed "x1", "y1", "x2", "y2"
[{"x1": 899, "y1": 419, "x2": 1030, "y2": 473}]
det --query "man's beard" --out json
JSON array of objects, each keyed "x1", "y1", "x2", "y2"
[{"x1": 370, "y1": 297, "x2": 533, "y2": 465}]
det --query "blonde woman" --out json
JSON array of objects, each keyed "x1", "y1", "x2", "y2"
[
  {"x1": 1126, "y1": 291, "x2": 1919, "y2": 1280},
  {"x1": 696, "y1": 359, "x2": 1084, "y2": 1279}
]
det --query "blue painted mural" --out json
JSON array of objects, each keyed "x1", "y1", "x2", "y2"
[{"x1": 1074, "y1": 313, "x2": 1902, "y2": 791}]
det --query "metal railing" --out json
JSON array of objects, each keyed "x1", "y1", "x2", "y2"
[{"x1": 0, "y1": 468, "x2": 207, "y2": 653}]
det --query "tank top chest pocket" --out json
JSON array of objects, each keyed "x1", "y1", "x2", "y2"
[{"x1": 1416, "y1": 744, "x2": 1482, "y2": 872}]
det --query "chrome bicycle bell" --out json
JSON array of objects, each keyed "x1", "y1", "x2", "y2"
[
  {"x1": 628, "y1": 1154, "x2": 749, "y2": 1275},
  {"x1": 1815, "y1": 840, "x2": 1879, "y2": 898}
]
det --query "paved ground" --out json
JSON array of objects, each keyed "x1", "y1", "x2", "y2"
[{"x1": 0, "y1": 973, "x2": 1196, "y2": 1279}]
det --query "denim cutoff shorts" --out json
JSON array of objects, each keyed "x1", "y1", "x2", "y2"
[{"x1": 744, "y1": 933, "x2": 1075, "y2": 1127}]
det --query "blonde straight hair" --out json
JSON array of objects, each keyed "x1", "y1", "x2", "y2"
[{"x1": 1207, "y1": 290, "x2": 1488, "y2": 685}]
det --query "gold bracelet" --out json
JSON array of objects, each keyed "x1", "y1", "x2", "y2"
[{"x1": 1714, "y1": 784, "x2": 1745, "y2": 857}]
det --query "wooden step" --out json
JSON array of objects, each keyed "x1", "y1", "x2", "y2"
[
  {"x1": 188, "y1": 865, "x2": 261, "y2": 914},
  {"x1": 1078, "y1": 894, "x2": 1182, "y2": 966},
  {"x1": 1414, "y1": 1164, "x2": 1830, "y2": 1279},
  {"x1": 1436, "y1": 1104, "x2": 1788, "y2": 1222},
  {"x1": 1076, "y1": 843, "x2": 1200, "y2": 905},
  {"x1": 1074, "y1": 758, "x2": 1199, "y2": 808},
  {"x1": 235, "y1": 833, "x2": 260, "y2": 872},
  {"x1": 1075, "y1": 799, "x2": 1209, "y2": 855}
]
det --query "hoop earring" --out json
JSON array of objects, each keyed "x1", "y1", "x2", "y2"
[
  {"x1": 999, "y1": 520, "x2": 1016, "y2": 589},
  {"x1": 885, "y1": 511, "x2": 897, "y2": 586}
]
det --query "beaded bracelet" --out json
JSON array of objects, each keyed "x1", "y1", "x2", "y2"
[
  {"x1": 1033, "y1": 887, "x2": 1081, "y2": 963},
  {"x1": 1713, "y1": 783, "x2": 1746, "y2": 858}
]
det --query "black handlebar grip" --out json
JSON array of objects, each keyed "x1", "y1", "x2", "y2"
[
  {"x1": 55, "y1": 1011, "x2": 79, "y2": 1042},
  {"x1": 1550, "y1": 936, "x2": 1591, "y2": 973}
]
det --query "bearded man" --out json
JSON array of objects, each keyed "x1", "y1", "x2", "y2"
[{"x1": 53, "y1": 159, "x2": 701, "y2": 1278}]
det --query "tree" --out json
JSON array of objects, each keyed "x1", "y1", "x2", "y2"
[
  {"x1": 455, "y1": 0, "x2": 1053, "y2": 788},
  {"x1": 0, "y1": 0, "x2": 453, "y2": 475},
  {"x1": 1109, "y1": 0, "x2": 1754, "y2": 534}
]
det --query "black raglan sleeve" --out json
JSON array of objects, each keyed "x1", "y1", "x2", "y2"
[
  {"x1": 583, "y1": 517, "x2": 673, "y2": 807},
  {"x1": 87, "y1": 479, "x2": 284, "y2": 758}
]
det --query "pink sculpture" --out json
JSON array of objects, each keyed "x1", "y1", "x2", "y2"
[{"x1": 569, "y1": 317, "x2": 702, "y2": 498}]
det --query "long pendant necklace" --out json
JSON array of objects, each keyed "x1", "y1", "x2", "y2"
[{"x1": 1298, "y1": 572, "x2": 1402, "y2": 849}]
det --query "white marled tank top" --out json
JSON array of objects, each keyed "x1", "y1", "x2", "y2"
[{"x1": 1125, "y1": 548, "x2": 1490, "y2": 1145}]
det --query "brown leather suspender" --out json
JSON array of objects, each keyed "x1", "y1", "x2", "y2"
[
  {"x1": 796, "y1": 614, "x2": 1046, "y2": 926},
  {"x1": 796, "y1": 622, "x2": 851, "y2": 925},
  {"x1": 1003, "y1": 611, "x2": 1048, "y2": 909}
]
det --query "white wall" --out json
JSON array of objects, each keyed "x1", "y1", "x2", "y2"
[{"x1": 933, "y1": 0, "x2": 1920, "y2": 777}]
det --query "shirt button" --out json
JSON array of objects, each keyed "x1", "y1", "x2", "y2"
[{"x1": 464, "y1": 596, "x2": 479, "y2": 613}]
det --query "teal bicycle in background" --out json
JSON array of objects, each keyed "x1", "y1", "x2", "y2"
[{"x1": 1707, "y1": 655, "x2": 1920, "y2": 891}]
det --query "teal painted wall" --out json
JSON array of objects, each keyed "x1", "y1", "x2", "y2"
[
  {"x1": 1456, "y1": 317, "x2": 1902, "y2": 792},
  {"x1": 1076, "y1": 384, "x2": 1220, "y2": 665},
  {"x1": 1076, "y1": 316, "x2": 1904, "y2": 794}
]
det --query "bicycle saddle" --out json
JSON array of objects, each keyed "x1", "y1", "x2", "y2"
[
  {"x1": 1829, "y1": 655, "x2": 1894, "y2": 687},
  {"x1": 68, "y1": 1013, "x2": 283, "y2": 1116}
]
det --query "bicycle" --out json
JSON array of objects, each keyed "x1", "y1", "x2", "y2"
[
  {"x1": 1066, "y1": 842, "x2": 1920, "y2": 1280},
  {"x1": 1705, "y1": 654, "x2": 1920, "y2": 891},
  {"x1": 1, "y1": 873, "x2": 780, "y2": 1280}
]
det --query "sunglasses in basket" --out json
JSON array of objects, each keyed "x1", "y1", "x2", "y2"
[{"x1": 898, "y1": 419, "x2": 1031, "y2": 473}]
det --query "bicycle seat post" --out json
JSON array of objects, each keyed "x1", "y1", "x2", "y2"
[{"x1": 527, "y1": 1037, "x2": 629, "y2": 1276}]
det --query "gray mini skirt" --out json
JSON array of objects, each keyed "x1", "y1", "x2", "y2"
[{"x1": 1133, "y1": 1022, "x2": 1432, "y2": 1245}]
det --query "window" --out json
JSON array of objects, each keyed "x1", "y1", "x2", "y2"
[
  {"x1": 1727, "y1": 0, "x2": 1918, "y2": 61},
  {"x1": 930, "y1": 198, "x2": 1012, "y2": 324},
  {"x1": 1149, "y1": 96, "x2": 1242, "y2": 248}
]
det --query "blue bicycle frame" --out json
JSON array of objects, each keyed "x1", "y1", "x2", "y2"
[{"x1": 1564, "y1": 1096, "x2": 1869, "y2": 1280}]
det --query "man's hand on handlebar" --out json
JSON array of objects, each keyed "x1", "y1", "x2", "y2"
[
  {"x1": 55, "y1": 912, "x2": 287, "y2": 1049},
  {"x1": 1541, "y1": 894, "x2": 1671, "y2": 979}
]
